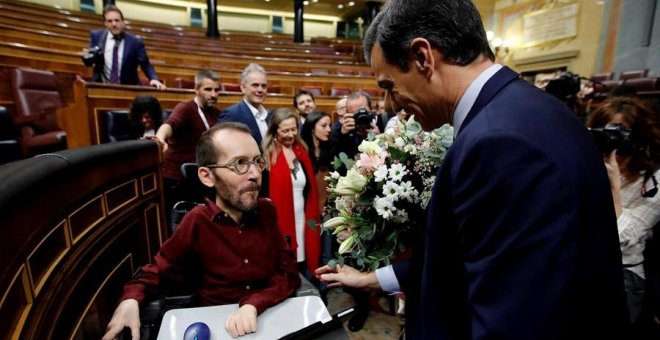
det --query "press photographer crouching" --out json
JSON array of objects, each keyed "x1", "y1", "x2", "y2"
[{"x1": 587, "y1": 97, "x2": 660, "y2": 337}]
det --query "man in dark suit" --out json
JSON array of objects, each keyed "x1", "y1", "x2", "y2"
[
  {"x1": 316, "y1": 0, "x2": 629, "y2": 339},
  {"x1": 218, "y1": 63, "x2": 270, "y2": 146},
  {"x1": 82, "y1": 5, "x2": 165, "y2": 89}
]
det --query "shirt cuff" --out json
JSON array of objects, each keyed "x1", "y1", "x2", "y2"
[{"x1": 375, "y1": 265, "x2": 401, "y2": 294}]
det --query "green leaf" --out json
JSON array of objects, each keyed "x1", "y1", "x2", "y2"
[{"x1": 306, "y1": 219, "x2": 317, "y2": 231}]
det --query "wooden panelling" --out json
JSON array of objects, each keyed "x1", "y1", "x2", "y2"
[
  {"x1": 0, "y1": 266, "x2": 31, "y2": 340},
  {"x1": 68, "y1": 195, "x2": 105, "y2": 244},
  {"x1": 0, "y1": 141, "x2": 167, "y2": 339},
  {"x1": 141, "y1": 173, "x2": 157, "y2": 195},
  {"x1": 105, "y1": 180, "x2": 139, "y2": 215},
  {"x1": 26, "y1": 220, "x2": 70, "y2": 296}
]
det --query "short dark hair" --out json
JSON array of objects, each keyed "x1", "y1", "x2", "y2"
[
  {"x1": 197, "y1": 122, "x2": 252, "y2": 166},
  {"x1": 102, "y1": 5, "x2": 124, "y2": 21},
  {"x1": 293, "y1": 90, "x2": 315, "y2": 108},
  {"x1": 364, "y1": 0, "x2": 494, "y2": 70}
]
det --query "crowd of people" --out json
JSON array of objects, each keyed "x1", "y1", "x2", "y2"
[{"x1": 93, "y1": 1, "x2": 660, "y2": 339}]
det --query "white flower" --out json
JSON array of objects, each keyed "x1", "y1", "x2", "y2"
[
  {"x1": 388, "y1": 163, "x2": 408, "y2": 182},
  {"x1": 334, "y1": 169, "x2": 367, "y2": 195},
  {"x1": 338, "y1": 233, "x2": 356, "y2": 254},
  {"x1": 357, "y1": 140, "x2": 383, "y2": 156},
  {"x1": 375, "y1": 196, "x2": 396, "y2": 219},
  {"x1": 403, "y1": 144, "x2": 417, "y2": 155},
  {"x1": 374, "y1": 165, "x2": 388, "y2": 182},
  {"x1": 391, "y1": 210, "x2": 409, "y2": 223},
  {"x1": 394, "y1": 137, "x2": 406, "y2": 149},
  {"x1": 398, "y1": 181, "x2": 418, "y2": 201},
  {"x1": 330, "y1": 171, "x2": 341, "y2": 179},
  {"x1": 382, "y1": 182, "x2": 401, "y2": 200},
  {"x1": 323, "y1": 216, "x2": 345, "y2": 230}
]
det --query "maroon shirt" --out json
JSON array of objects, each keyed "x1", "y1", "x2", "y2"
[
  {"x1": 121, "y1": 198, "x2": 300, "y2": 314},
  {"x1": 162, "y1": 100, "x2": 220, "y2": 180}
]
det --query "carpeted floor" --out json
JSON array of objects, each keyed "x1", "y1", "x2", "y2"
[{"x1": 325, "y1": 288, "x2": 404, "y2": 340}]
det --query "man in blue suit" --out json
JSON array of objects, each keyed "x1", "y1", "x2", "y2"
[
  {"x1": 82, "y1": 5, "x2": 165, "y2": 90},
  {"x1": 218, "y1": 63, "x2": 270, "y2": 146},
  {"x1": 316, "y1": 0, "x2": 629, "y2": 338}
]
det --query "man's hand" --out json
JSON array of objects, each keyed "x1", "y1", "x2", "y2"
[
  {"x1": 341, "y1": 113, "x2": 356, "y2": 135},
  {"x1": 315, "y1": 264, "x2": 380, "y2": 290},
  {"x1": 150, "y1": 79, "x2": 167, "y2": 90},
  {"x1": 225, "y1": 304, "x2": 257, "y2": 338},
  {"x1": 102, "y1": 299, "x2": 140, "y2": 340}
]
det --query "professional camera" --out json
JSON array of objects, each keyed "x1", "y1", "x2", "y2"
[
  {"x1": 82, "y1": 46, "x2": 102, "y2": 66},
  {"x1": 589, "y1": 123, "x2": 634, "y2": 155},
  {"x1": 353, "y1": 108, "x2": 374, "y2": 130}
]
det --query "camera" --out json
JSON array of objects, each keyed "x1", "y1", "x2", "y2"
[
  {"x1": 82, "y1": 46, "x2": 102, "y2": 66},
  {"x1": 589, "y1": 123, "x2": 633, "y2": 155},
  {"x1": 352, "y1": 108, "x2": 374, "y2": 130}
]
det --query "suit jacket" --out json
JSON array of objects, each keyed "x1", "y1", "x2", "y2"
[
  {"x1": 218, "y1": 100, "x2": 271, "y2": 146},
  {"x1": 393, "y1": 67, "x2": 629, "y2": 339},
  {"x1": 87, "y1": 29, "x2": 159, "y2": 85}
]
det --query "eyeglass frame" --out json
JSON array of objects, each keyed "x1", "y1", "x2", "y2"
[{"x1": 203, "y1": 156, "x2": 266, "y2": 175}]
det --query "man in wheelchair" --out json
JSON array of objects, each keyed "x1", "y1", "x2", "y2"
[{"x1": 103, "y1": 122, "x2": 300, "y2": 339}]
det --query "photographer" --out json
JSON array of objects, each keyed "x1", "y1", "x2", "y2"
[
  {"x1": 587, "y1": 97, "x2": 660, "y2": 335},
  {"x1": 82, "y1": 5, "x2": 165, "y2": 89},
  {"x1": 331, "y1": 91, "x2": 380, "y2": 174}
]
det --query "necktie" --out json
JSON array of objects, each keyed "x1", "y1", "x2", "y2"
[{"x1": 109, "y1": 36, "x2": 121, "y2": 84}]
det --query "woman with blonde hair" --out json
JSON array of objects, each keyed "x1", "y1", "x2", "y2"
[{"x1": 263, "y1": 108, "x2": 322, "y2": 281}]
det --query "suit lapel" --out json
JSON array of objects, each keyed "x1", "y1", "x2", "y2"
[
  {"x1": 240, "y1": 101, "x2": 262, "y2": 143},
  {"x1": 457, "y1": 66, "x2": 519, "y2": 137}
]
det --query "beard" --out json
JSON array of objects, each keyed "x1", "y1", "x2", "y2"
[{"x1": 217, "y1": 180, "x2": 260, "y2": 213}]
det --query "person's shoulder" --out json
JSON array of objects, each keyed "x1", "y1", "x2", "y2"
[{"x1": 221, "y1": 101, "x2": 244, "y2": 114}]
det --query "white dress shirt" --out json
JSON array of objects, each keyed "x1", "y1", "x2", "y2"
[
  {"x1": 243, "y1": 99, "x2": 268, "y2": 139},
  {"x1": 102, "y1": 32, "x2": 124, "y2": 82}
]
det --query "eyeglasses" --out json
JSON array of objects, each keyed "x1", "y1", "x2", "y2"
[{"x1": 204, "y1": 157, "x2": 266, "y2": 175}]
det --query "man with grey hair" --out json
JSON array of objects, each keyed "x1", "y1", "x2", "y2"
[
  {"x1": 153, "y1": 69, "x2": 221, "y2": 224},
  {"x1": 218, "y1": 63, "x2": 271, "y2": 146},
  {"x1": 317, "y1": 0, "x2": 628, "y2": 338}
]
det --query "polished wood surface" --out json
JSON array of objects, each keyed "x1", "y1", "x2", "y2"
[{"x1": 0, "y1": 140, "x2": 167, "y2": 339}]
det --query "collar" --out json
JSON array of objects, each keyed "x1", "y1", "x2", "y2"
[
  {"x1": 453, "y1": 64, "x2": 503, "y2": 137},
  {"x1": 243, "y1": 98, "x2": 267, "y2": 119},
  {"x1": 206, "y1": 197, "x2": 258, "y2": 225}
]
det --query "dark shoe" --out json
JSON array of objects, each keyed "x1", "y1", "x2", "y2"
[{"x1": 348, "y1": 310, "x2": 369, "y2": 332}]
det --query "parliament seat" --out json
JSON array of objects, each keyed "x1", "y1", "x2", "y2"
[
  {"x1": 0, "y1": 106, "x2": 22, "y2": 165},
  {"x1": 175, "y1": 77, "x2": 195, "y2": 89},
  {"x1": 590, "y1": 72, "x2": 613, "y2": 83},
  {"x1": 11, "y1": 68, "x2": 67, "y2": 156},
  {"x1": 620, "y1": 69, "x2": 648, "y2": 81},
  {"x1": 359, "y1": 88, "x2": 380, "y2": 98},
  {"x1": 330, "y1": 87, "x2": 351, "y2": 96},
  {"x1": 624, "y1": 77, "x2": 658, "y2": 93},
  {"x1": 221, "y1": 83, "x2": 242, "y2": 92},
  {"x1": 101, "y1": 110, "x2": 133, "y2": 143},
  {"x1": 301, "y1": 86, "x2": 323, "y2": 97}
]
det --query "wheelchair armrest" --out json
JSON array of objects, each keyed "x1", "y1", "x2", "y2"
[{"x1": 118, "y1": 294, "x2": 196, "y2": 340}]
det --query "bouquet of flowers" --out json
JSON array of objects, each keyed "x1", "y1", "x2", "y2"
[{"x1": 323, "y1": 116, "x2": 453, "y2": 271}]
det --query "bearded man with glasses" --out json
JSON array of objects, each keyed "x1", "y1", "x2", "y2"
[{"x1": 103, "y1": 122, "x2": 299, "y2": 339}]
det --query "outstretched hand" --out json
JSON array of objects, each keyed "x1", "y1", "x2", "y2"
[
  {"x1": 315, "y1": 264, "x2": 381, "y2": 290},
  {"x1": 102, "y1": 299, "x2": 140, "y2": 340}
]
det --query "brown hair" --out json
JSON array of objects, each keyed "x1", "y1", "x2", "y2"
[
  {"x1": 587, "y1": 97, "x2": 660, "y2": 183},
  {"x1": 102, "y1": 5, "x2": 124, "y2": 21}
]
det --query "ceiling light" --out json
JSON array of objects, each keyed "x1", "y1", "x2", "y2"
[
  {"x1": 348, "y1": 1, "x2": 355, "y2": 6},
  {"x1": 312, "y1": 0, "x2": 319, "y2": 2},
  {"x1": 337, "y1": 4, "x2": 344, "y2": 9},
  {"x1": 303, "y1": 0, "x2": 309, "y2": 4}
]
